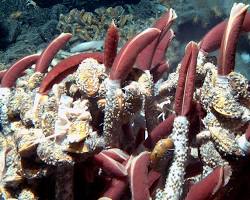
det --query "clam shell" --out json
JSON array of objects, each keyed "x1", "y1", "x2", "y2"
[
  {"x1": 209, "y1": 127, "x2": 243, "y2": 156},
  {"x1": 150, "y1": 138, "x2": 174, "y2": 163},
  {"x1": 212, "y1": 89, "x2": 243, "y2": 118},
  {"x1": 66, "y1": 142, "x2": 90, "y2": 154},
  {"x1": 14, "y1": 129, "x2": 44, "y2": 157},
  {"x1": 67, "y1": 120, "x2": 90, "y2": 143},
  {"x1": 228, "y1": 72, "x2": 249, "y2": 99},
  {"x1": 2, "y1": 137, "x2": 23, "y2": 187}
]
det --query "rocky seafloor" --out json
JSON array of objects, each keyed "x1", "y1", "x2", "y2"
[
  {"x1": 0, "y1": 1, "x2": 250, "y2": 200},
  {"x1": 0, "y1": 0, "x2": 250, "y2": 77}
]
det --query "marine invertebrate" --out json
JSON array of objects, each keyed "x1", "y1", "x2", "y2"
[
  {"x1": 218, "y1": 3, "x2": 249, "y2": 75},
  {"x1": 185, "y1": 165, "x2": 232, "y2": 200},
  {"x1": 35, "y1": 33, "x2": 72, "y2": 73},
  {"x1": 0, "y1": 2, "x2": 250, "y2": 200},
  {"x1": 57, "y1": 5, "x2": 156, "y2": 47},
  {"x1": 135, "y1": 8, "x2": 177, "y2": 71},
  {"x1": 155, "y1": 41, "x2": 199, "y2": 200},
  {"x1": 38, "y1": 52, "x2": 104, "y2": 94},
  {"x1": 1, "y1": 54, "x2": 39, "y2": 88},
  {"x1": 104, "y1": 27, "x2": 161, "y2": 147},
  {"x1": 199, "y1": 11, "x2": 250, "y2": 53},
  {"x1": 104, "y1": 21, "x2": 119, "y2": 69}
]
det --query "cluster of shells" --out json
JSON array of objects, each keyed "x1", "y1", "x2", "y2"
[{"x1": 57, "y1": 6, "x2": 155, "y2": 45}]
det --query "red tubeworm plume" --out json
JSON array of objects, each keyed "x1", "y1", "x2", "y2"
[
  {"x1": 148, "y1": 29, "x2": 174, "y2": 81},
  {"x1": 129, "y1": 151, "x2": 151, "y2": 200},
  {"x1": 147, "y1": 169, "x2": 162, "y2": 197},
  {"x1": 174, "y1": 41, "x2": 199, "y2": 116},
  {"x1": 80, "y1": 161, "x2": 97, "y2": 183},
  {"x1": 100, "y1": 148, "x2": 129, "y2": 163},
  {"x1": 1, "y1": 54, "x2": 40, "y2": 88},
  {"x1": 38, "y1": 52, "x2": 103, "y2": 94},
  {"x1": 199, "y1": 13, "x2": 250, "y2": 53},
  {"x1": 100, "y1": 159, "x2": 130, "y2": 200},
  {"x1": 151, "y1": 29, "x2": 175, "y2": 69},
  {"x1": 94, "y1": 152, "x2": 128, "y2": 177},
  {"x1": 147, "y1": 169, "x2": 161, "y2": 189},
  {"x1": 154, "y1": 8, "x2": 177, "y2": 37},
  {"x1": 0, "y1": 70, "x2": 7, "y2": 82},
  {"x1": 0, "y1": 70, "x2": 26, "y2": 86},
  {"x1": 136, "y1": 9, "x2": 177, "y2": 70},
  {"x1": 104, "y1": 20, "x2": 119, "y2": 69},
  {"x1": 185, "y1": 165, "x2": 232, "y2": 200},
  {"x1": 199, "y1": 20, "x2": 228, "y2": 53},
  {"x1": 218, "y1": 3, "x2": 249, "y2": 76},
  {"x1": 150, "y1": 60, "x2": 169, "y2": 82},
  {"x1": 109, "y1": 28, "x2": 160, "y2": 81},
  {"x1": 243, "y1": 12, "x2": 250, "y2": 31},
  {"x1": 135, "y1": 128, "x2": 146, "y2": 149},
  {"x1": 244, "y1": 124, "x2": 250, "y2": 141},
  {"x1": 101, "y1": 177, "x2": 128, "y2": 200},
  {"x1": 143, "y1": 114, "x2": 175, "y2": 149},
  {"x1": 35, "y1": 33, "x2": 72, "y2": 73}
]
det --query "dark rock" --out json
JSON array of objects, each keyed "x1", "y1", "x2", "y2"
[
  {"x1": 0, "y1": 26, "x2": 44, "y2": 64},
  {"x1": 0, "y1": 0, "x2": 26, "y2": 18},
  {"x1": 16, "y1": 26, "x2": 43, "y2": 46},
  {"x1": 33, "y1": 0, "x2": 61, "y2": 8},
  {"x1": 0, "y1": 39, "x2": 37, "y2": 64},
  {"x1": 21, "y1": 7, "x2": 51, "y2": 27},
  {"x1": 0, "y1": 19, "x2": 21, "y2": 48},
  {"x1": 39, "y1": 20, "x2": 60, "y2": 42},
  {"x1": 50, "y1": 4, "x2": 69, "y2": 19}
]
